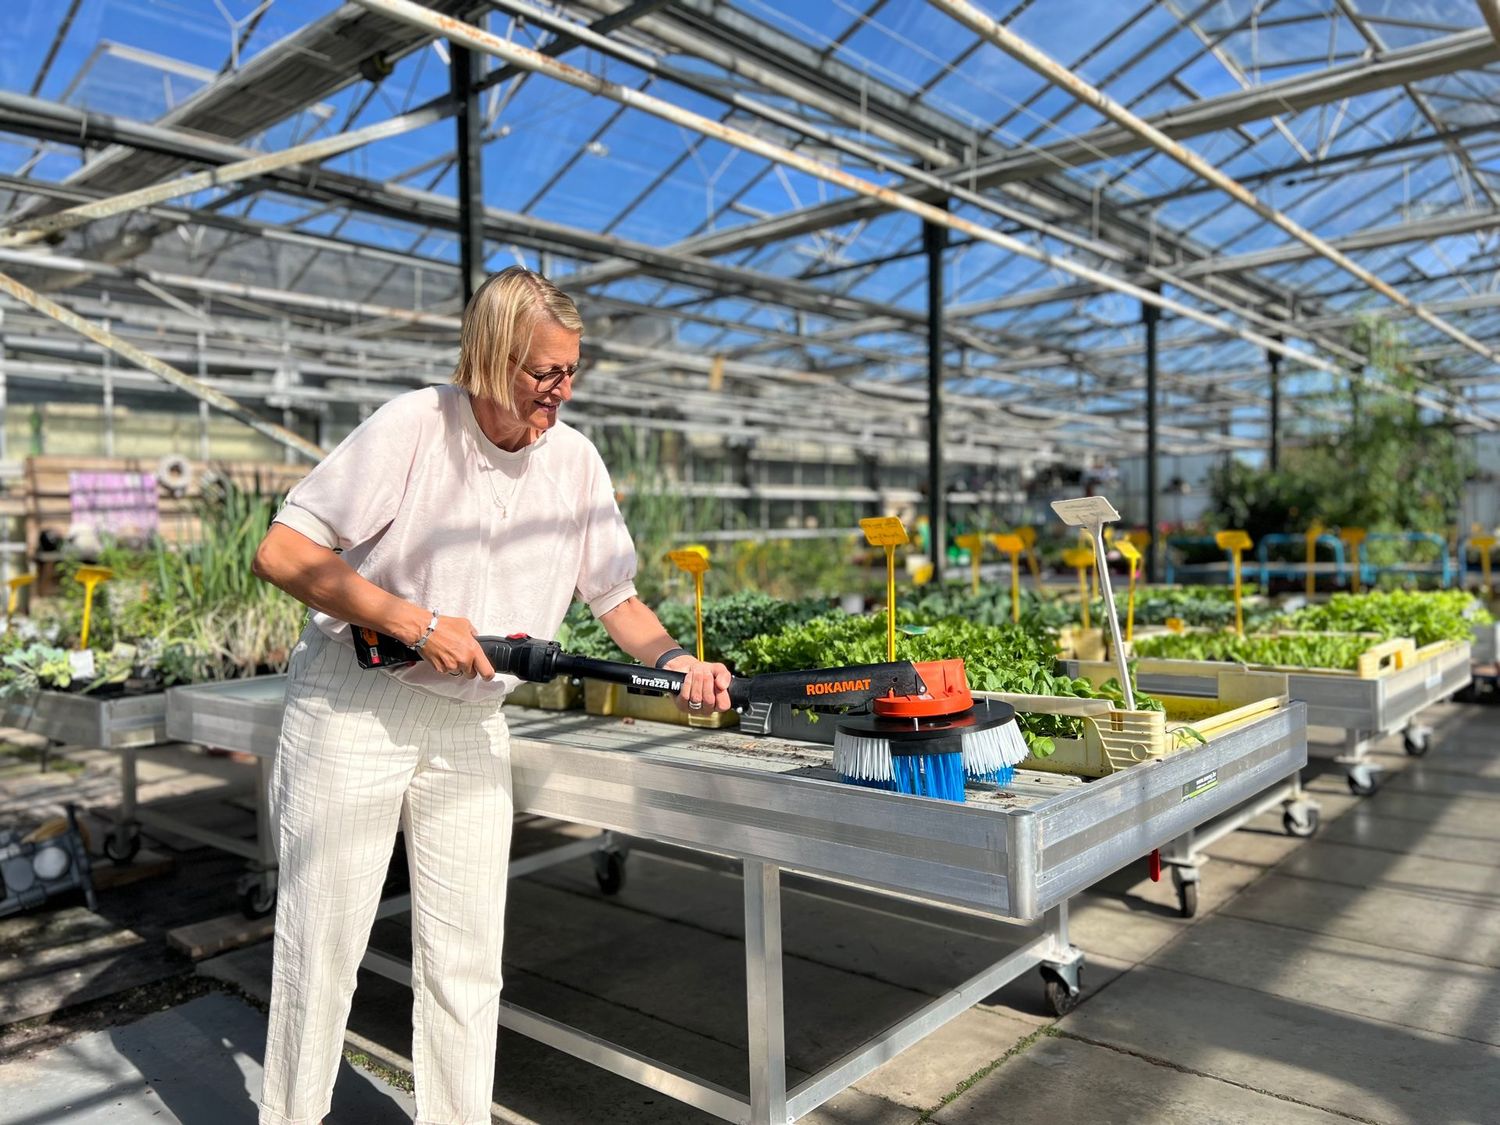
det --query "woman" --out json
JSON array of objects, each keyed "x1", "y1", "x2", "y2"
[{"x1": 251, "y1": 265, "x2": 732, "y2": 1125}]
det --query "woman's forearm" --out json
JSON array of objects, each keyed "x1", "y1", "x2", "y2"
[
  {"x1": 598, "y1": 597, "x2": 680, "y2": 667},
  {"x1": 253, "y1": 523, "x2": 431, "y2": 646},
  {"x1": 598, "y1": 596, "x2": 733, "y2": 712}
]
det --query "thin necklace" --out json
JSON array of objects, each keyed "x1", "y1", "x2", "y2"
[{"x1": 483, "y1": 451, "x2": 531, "y2": 518}]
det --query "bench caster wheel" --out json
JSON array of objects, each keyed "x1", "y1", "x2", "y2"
[
  {"x1": 1282, "y1": 806, "x2": 1320, "y2": 838},
  {"x1": 1170, "y1": 867, "x2": 1199, "y2": 919},
  {"x1": 1403, "y1": 727, "x2": 1433, "y2": 757},
  {"x1": 593, "y1": 849, "x2": 627, "y2": 896},
  {"x1": 104, "y1": 827, "x2": 141, "y2": 864},
  {"x1": 1347, "y1": 767, "x2": 1381, "y2": 797},
  {"x1": 1041, "y1": 965, "x2": 1082, "y2": 1017},
  {"x1": 238, "y1": 875, "x2": 276, "y2": 919}
]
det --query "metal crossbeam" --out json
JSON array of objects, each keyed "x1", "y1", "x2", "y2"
[
  {"x1": 929, "y1": 0, "x2": 1500, "y2": 373},
  {"x1": 353, "y1": 0, "x2": 1494, "y2": 436}
]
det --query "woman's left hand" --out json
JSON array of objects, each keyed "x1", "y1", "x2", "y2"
[{"x1": 663, "y1": 655, "x2": 733, "y2": 714}]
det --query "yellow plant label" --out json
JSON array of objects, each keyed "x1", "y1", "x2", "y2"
[{"x1": 860, "y1": 516, "x2": 909, "y2": 547}]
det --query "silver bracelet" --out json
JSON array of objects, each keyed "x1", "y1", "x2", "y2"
[{"x1": 412, "y1": 610, "x2": 440, "y2": 650}]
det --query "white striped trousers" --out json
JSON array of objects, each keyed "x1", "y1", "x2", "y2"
[{"x1": 259, "y1": 627, "x2": 513, "y2": 1125}]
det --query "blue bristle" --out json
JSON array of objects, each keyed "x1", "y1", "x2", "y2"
[
  {"x1": 970, "y1": 765, "x2": 1016, "y2": 787},
  {"x1": 838, "y1": 774, "x2": 897, "y2": 792},
  {"x1": 889, "y1": 751, "x2": 966, "y2": 802}
]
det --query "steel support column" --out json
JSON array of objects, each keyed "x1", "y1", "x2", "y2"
[
  {"x1": 101, "y1": 294, "x2": 114, "y2": 457},
  {"x1": 925, "y1": 210, "x2": 947, "y2": 579},
  {"x1": 1144, "y1": 299, "x2": 1161, "y2": 583},
  {"x1": 1268, "y1": 343, "x2": 1282, "y2": 472},
  {"x1": 451, "y1": 43, "x2": 486, "y2": 307}
]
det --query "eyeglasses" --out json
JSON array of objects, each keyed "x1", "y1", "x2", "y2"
[{"x1": 510, "y1": 354, "x2": 583, "y2": 394}]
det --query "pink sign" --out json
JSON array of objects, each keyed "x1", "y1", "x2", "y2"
[{"x1": 69, "y1": 472, "x2": 159, "y2": 540}]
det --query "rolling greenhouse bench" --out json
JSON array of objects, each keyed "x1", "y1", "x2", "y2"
[
  {"x1": 0, "y1": 683, "x2": 283, "y2": 915},
  {"x1": 2, "y1": 688, "x2": 168, "y2": 765},
  {"x1": 164, "y1": 676, "x2": 632, "y2": 920},
  {"x1": 983, "y1": 676, "x2": 1317, "y2": 919},
  {"x1": 1067, "y1": 636, "x2": 1471, "y2": 796},
  {"x1": 746, "y1": 666, "x2": 1316, "y2": 919},
  {"x1": 0, "y1": 689, "x2": 264, "y2": 882},
  {"x1": 166, "y1": 675, "x2": 1306, "y2": 1124}
]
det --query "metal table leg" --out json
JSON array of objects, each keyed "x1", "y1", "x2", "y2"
[
  {"x1": 1038, "y1": 902, "x2": 1084, "y2": 1016},
  {"x1": 105, "y1": 744, "x2": 142, "y2": 862},
  {"x1": 236, "y1": 755, "x2": 279, "y2": 917},
  {"x1": 745, "y1": 859, "x2": 788, "y2": 1125}
]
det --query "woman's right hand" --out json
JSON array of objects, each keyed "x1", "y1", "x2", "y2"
[{"x1": 416, "y1": 616, "x2": 496, "y2": 679}]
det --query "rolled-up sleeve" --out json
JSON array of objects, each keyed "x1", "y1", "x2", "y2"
[
  {"x1": 274, "y1": 392, "x2": 427, "y2": 552},
  {"x1": 575, "y1": 448, "x2": 638, "y2": 618},
  {"x1": 272, "y1": 503, "x2": 339, "y2": 550}
]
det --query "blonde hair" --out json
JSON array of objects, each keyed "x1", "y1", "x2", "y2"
[{"x1": 452, "y1": 266, "x2": 583, "y2": 409}]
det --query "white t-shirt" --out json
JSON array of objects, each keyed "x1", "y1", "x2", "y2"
[{"x1": 273, "y1": 384, "x2": 638, "y2": 702}]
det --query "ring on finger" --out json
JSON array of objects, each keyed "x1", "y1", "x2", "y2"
[{"x1": 689, "y1": 700, "x2": 703, "y2": 710}]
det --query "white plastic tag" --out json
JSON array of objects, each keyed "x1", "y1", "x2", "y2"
[
  {"x1": 69, "y1": 649, "x2": 96, "y2": 680},
  {"x1": 1051, "y1": 496, "x2": 1121, "y2": 527}
]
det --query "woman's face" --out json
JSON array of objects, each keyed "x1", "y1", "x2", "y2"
[{"x1": 510, "y1": 319, "x2": 580, "y2": 434}]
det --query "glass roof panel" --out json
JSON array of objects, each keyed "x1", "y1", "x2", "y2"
[
  {"x1": 733, "y1": 0, "x2": 865, "y2": 50},
  {"x1": 1352, "y1": 0, "x2": 1483, "y2": 38},
  {"x1": 920, "y1": 40, "x2": 1045, "y2": 136},
  {"x1": 1075, "y1": 5, "x2": 1197, "y2": 88},
  {"x1": 4, "y1": 0, "x2": 1498, "y2": 454},
  {"x1": 1213, "y1": 11, "x2": 1375, "y2": 82},
  {"x1": 831, "y1": 2, "x2": 980, "y2": 94}
]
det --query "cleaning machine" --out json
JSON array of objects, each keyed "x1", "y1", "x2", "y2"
[{"x1": 354, "y1": 630, "x2": 1029, "y2": 801}]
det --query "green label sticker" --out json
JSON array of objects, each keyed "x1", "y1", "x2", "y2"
[{"x1": 1182, "y1": 770, "x2": 1218, "y2": 802}]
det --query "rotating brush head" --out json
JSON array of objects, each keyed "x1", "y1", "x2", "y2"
[{"x1": 832, "y1": 660, "x2": 1027, "y2": 801}]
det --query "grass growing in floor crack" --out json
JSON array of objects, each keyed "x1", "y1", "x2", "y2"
[
  {"x1": 0, "y1": 743, "x2": 85, "y2": 777},
  {"x1": 916, "y1": 1026, "x2": 1060, "y2": 1121},
  {"x1": 345, "y1": 1049, "x2": 416, "y2": 1093}
]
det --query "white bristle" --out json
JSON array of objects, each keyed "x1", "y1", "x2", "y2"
[
  {"x1": 833, "y1": 731, "x2": 895, "y2": 781},
  {"x1": 961, "y1": 719, "x2": 1030, "y2": 774}
]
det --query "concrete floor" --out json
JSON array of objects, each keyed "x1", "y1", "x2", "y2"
[{"x1": 3, "y1": 700, "x2": 1498, "y2": 1124}]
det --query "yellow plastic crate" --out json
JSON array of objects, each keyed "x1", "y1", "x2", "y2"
[
  {"x1": 1125, "y1": 631, "x2": 1462, "y2": 680},
  {"x1": 977, "y1": 665, "x2": 1285, "y2": 779},
  {"x1": 583, "y1": 679, "x2": 738, "y2": 729},
  {"x1": 507, "y1": 678, "x2": 583, "y2": 711},
  {"x1": 1056, "y1": 625, "x2": 1111, "y2": 662}
]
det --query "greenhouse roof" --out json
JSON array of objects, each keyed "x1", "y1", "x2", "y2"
[{"x1": 1, "y1": 0, "x2": 1498, "y2": 463}]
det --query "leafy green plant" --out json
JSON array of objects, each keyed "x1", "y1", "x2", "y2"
[
  {"x1": 1132, "y1": 631, "x2": 1375, "y2": 671},
  {"x1": 906, "y1": 584, "x2": 1075, "y2": 635},
  {"x1": 1207, "y1": 318, "x2": 1469, "y2": 544},
  {"x1": 8, "y1": 474, "x2": 305, "y2": 694},
  {"x1": 1274, "y1": 590, "x2": 1487, "y2": 647},
  {"x1": 1101, "y1": 586, "x2": 1278, "y2": 630},
  {"x1": 558, "y1": 590, "x2": 828, "y2": 669},
  {"x1": 1, "y1": 644, "x2": 74, "y2": 696}
]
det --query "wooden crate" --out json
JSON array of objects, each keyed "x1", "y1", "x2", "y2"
[{"x1": 18, "y1": 455, "x2": 311, "y2": 593}]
